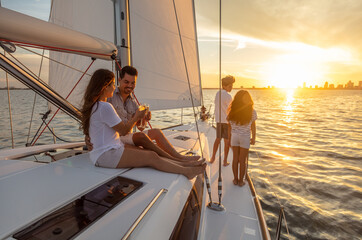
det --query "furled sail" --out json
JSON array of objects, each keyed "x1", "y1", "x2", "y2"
[
  {"x1": 0, "y1": 7, "x2": 116, "y2": 60},
  {"x1": 48, "y1": 0, "x2": 116, "y2": 110},
  {"x1": 129, "y1": 0, "x2": 202, "y2": 110},
  {"x1": 0, "y1": 6, "x2": 117, "y2": 112}
]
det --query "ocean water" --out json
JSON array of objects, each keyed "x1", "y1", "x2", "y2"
[{"x1": 0, "y1": 89, "x2": 361, "y2": 239}]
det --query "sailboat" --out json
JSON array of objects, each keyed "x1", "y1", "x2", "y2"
[{"x1": 0, "y1": 0, "x2": 271, "y2": 239}]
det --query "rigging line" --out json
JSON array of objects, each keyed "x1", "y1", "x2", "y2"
[
  {"x1": 31, "y1": 58, "x2": 96, "y2": 146},
  {"x1": 172, "y1": 0, "x2": 212, "y2": 203},
  {"x1": 172, "y1": 1, "x2": 203, "y2": 148},
  {"x1": 6, "y1": 51, "x2": 44, "y2": 83},
  {"x1": 217, "y1": 0, "x2": 223, "y2": 204},
  {"x1": 254, "y1": 150, "x2": 291, "y2": 238},
  {"x1": 26, "y1": 49, "x2": 45, "y2": 144},
  {"x1": 172, "y1": 0, "x2": 204, "y2": 159},
  {"x1": 18, "y1": 46, "x2": 92, "y2": 77},
  {"x1": 42, "y1": 119, "x2": 77, "y2": 143},
  {"x1": 4, "y1": 50, "x2": 15, "y2": 148}
]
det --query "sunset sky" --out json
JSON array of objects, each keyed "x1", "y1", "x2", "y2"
[{"x1": 1, "y1": 0, "x2": 362, "y2": 88}]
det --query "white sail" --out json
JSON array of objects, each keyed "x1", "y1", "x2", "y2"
[
  {"x1": 130, "y1": 0, "x2": 202, "y2": 110},
  {"x1": 48, "y1": 0, "x2": 202, "y2": 111},
  {"x1": 48, "y1": 0, "x2": 116, "y2": 110}
]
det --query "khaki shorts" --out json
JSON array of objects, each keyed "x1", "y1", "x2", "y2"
[
  {"x1": 216, "y1": 123, "x2": 229, "y2": 139},
  {"x1": 96, "y1": 147, "x2": 124, "y2": 168}
]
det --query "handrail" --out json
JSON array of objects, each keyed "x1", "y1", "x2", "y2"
[
  {"x1": 122, "y1": 188, "x2": 168, "y2": 240},
  {"x1": 247, "y1": 174, "x2": 271, "y2": 240}
]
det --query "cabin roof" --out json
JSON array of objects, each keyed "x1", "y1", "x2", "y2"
[{"x1": 0, "y1": 153, "x2": 195, "y2": 239}]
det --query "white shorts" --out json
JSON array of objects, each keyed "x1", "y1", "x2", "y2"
[
  {"x1": 230, "y1": 134, "x2": 250, "y2": 149},
  {"x1": 119, "y1": 130, "x2": 150, "y2": 146},
  {"x1": 96, "y1": 147, "x2": 124, "y2": 168},
  {"x1": 119, "y1": 133, "x2": 135, "y2": 146}
]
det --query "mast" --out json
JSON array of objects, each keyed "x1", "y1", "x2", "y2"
[{"x1": 114, "y1": 0, "x2": 131, "y2": 69}]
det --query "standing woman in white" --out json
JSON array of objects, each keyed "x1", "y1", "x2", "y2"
[
  {"x1": 227, "y1": 90, "x2": 257, "y2": 186},
  {"x1": 80, "y1": 69, "x2": 205, "y2": 179}
]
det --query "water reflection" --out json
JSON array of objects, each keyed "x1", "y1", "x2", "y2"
[{"x1": 283, "y1": 89, "x2": 295, "y2": 123}]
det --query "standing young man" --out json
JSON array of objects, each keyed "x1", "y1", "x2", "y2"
[{"x1": 209, "y1": 75, "x2": 235, "y2": 166}]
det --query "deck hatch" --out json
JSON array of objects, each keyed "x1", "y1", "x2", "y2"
[
  {"x1": 174, "y1": 135, "x2": 191, "y2": 141},
  {"x1": 13, "y1": 176, "x2": 143, "y2": 240}
]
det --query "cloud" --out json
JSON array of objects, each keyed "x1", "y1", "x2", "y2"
[{"x1": 197, "y1": 0, "x2": 362, "y2": 58}]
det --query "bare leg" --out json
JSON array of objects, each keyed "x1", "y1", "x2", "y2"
[
  {"x1": 132, "y1": 132, "x2": 180, "y2": 161},
  {"x1": 223, "y1": 138, "x2": 230, "y2": 166},
  {"x1": 117, "y1": 145, "x2": 205, "y2": 179},
  {"x1": 147, "y1": 129, "x2": 200, "y2": 161},
  {"x1": 232, "y1": 146, "x2": 239, "y2": 185},
  {"x1": 238, "y1": 147, "x2": 249, "y2": 186},
  {"x1": 209, "y1": 138, "x2": 221, "y2": 163}
]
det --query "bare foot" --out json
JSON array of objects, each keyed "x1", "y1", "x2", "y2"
[
  {"x1": 209, "y1": 156, "x2": 215, "y2": 163},
  {"x1": 223, "y1": 161, "x2": 230, "y2": 166},
  {"x1": 180, "y1": 155, "x2": 200, "y2": 161},
  {"x1": 233, "y1": 179, "x2": 238, "y2": 185},
  {"x1": 238, "y1": 180, "x2": 246, "y2": 187},
  {"x1": 179, "y1": 158, "x2": 205, "y2": 167},
  {"x1": 184, "y1": 163, "x2": 206, "y2": 179}
]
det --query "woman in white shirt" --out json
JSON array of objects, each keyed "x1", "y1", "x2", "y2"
[
  {"x1": 227, "y1": 90, "x2": 257, "y2": 186},
  {"x1": 80, "y1": 69, "x2": 205, "y2": 179}
]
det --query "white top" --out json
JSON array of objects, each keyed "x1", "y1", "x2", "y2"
[
  {"x1": 230, "y1": 109, "x2": 258, "y2": 137},
  {"x1": 214, "y1": 89, "x2": 232, "y2": 123},
  {"x1": 108, "y1": 88, "x2": 138, "y2": 133},
  {"x1": 89, "y1": 101, "x2": 123, "y2": 164}
]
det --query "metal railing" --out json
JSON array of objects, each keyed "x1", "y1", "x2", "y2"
[{"x1": 122, "y1": 188, "x2": 168, "y2": 240}]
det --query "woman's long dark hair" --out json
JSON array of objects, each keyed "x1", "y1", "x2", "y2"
[
  {"x1": 80, "y1": 69, "x2": 115, "y2": 136},
  {"x1": 227, "y1": 90, "x2": 254, "y2": 125}
]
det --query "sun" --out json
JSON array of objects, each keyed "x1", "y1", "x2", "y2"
[{"x1": 263, "y1": 55, "x2": 325, "y2": 88}]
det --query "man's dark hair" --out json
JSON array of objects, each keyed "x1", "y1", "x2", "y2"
[
  {"x1": 120, "y1": 65, "x2": 138, "y2": 79},
  {"x1": 222, "y1": 75, "x2": 235, "y2": 87}
]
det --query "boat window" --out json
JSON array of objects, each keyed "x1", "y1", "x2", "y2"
[
  {"x1": 13, "y1": 176, "x2": 143, "y2": 240},
  {"x1": 169, "y1": 174, "x2": 204, "y2": 240}
]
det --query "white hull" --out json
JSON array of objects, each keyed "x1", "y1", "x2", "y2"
[{"x1": 0, "y1": 121, "x2": 270, "y2": 240}]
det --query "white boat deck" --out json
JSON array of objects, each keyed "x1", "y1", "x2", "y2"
[
  {"x1": 171, "y1": 121, "x2": 268, "y2": 240},
  {"x1": 0, "y1": 122, "x2": 269, "y2": 240}
]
